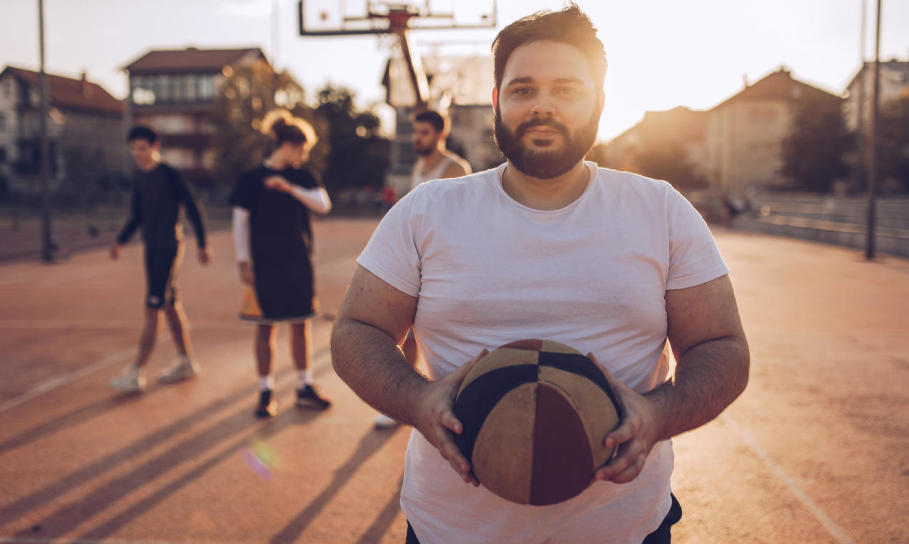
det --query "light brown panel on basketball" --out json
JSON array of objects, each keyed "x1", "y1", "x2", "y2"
[
  {"x1": 472, "y1": 382, "x2": 537, "y2": 505},
  {"x1": 458, "y1": 347, "x2": 540, "y2": 395},
  {"x1": 540, "y1": 340, "x2": 582, "y2": 355},
  {"x1": 540, "y1": 366, "x2": 621, "y2": 469}
]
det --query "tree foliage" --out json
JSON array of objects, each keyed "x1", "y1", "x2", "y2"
[
  {"x1": 314, "y1": 86, "x2": 390, "y2": 194},
  {"x1": 781, "y1": 98, "x2": 853, "y2": 192}
]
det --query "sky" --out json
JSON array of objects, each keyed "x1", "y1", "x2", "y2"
[{"x1": 1, "y1": 0, "x2": 908, "y2": 141}]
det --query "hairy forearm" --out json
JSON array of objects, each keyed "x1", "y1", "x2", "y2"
[
  {"x1": 646, "y1": 336, "x2": 750, "y2": 441},
  {"x1": 331, "y1": 318, "x2": 428, "y2": 424}
]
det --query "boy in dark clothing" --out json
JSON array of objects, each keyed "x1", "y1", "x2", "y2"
[{"x1": 109, "y1": 125, "x2": 212, "y2": 393}]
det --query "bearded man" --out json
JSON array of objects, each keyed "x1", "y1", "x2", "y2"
[{"x1": 331, "y1": 6, "x2": 749, "y2": 544}]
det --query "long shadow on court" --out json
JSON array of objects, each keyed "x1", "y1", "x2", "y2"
[
  {"x1": 74, "y1": 409, "x2": 317, "y2": 542},
  {"x1": 0, "y1": 392, "x2": 150, "y2": 455},
  {"x1": 355, "y1": 475, "x2": 404, "y2": 544},
  {"x1": 0, "y1": 350, "x2": 331, "y2": 531},
  {"x1": 267, "y1": 427, "x2": 405, "y2": 544},
  {"x1": 11, "y1": 383, "x2": 325, "y2": 539}
]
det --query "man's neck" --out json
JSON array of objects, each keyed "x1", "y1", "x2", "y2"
[
  {"x1": 419, "y1": 147, "x2": 446, "y2": 168},
  {"x1": 501, "y1": 160, "x2": 590, "y2": 211},
  {"x1": 136, "y1": 159, "x2": 159, "y2": 173}
]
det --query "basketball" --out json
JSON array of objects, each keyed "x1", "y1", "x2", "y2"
[{"x1": 452, "y1": 339, "x2": 622, "y2": 506}]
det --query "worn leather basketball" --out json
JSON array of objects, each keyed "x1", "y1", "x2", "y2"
[{"x1": 452, "y1": 339, "x2": 622, "y2": 506}]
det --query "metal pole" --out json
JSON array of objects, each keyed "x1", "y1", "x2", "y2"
[
  {"x1": 855, "y1": 0, "x2": 866, "y2": 192},
  {"x1": 396, "y1": 28, "x2": 430, "y2": 109},
  {"x1": 38, "y1": 0, "x2": 55, "y2": 263},
  {"x1": 865, "y1": 0, "x2": 881, "y2": 261}
]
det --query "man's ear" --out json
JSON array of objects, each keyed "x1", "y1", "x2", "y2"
[
  {"x1": 597, "y1": 89, "x2": 605, "y2": 117},
  {"x1": 492, "y1": 87, "x2": 499, "y2": 110}
]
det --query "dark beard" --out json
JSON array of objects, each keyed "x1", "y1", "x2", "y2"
[
  {"x1": 494, "y1": 107, "x2": 599, "y2": 179},
  {"x1": 413, "y1": 145, "x2": 433, "y2": 157}
]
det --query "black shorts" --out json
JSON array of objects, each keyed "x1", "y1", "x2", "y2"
[
  {"x1": 144, "y1": 247, "x2": 181, "y2": 309},
  {"x1": 405, "y1": 494, "x2": 682, "y2": 544}
]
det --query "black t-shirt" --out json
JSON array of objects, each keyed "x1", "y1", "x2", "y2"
[
  {"x1": 229, "y1": 165, "x2": 321, "y2": 266},
  {"x1": 116, "y1": 163, "x2": 207, "y2": 250}
]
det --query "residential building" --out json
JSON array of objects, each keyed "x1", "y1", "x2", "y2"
[
  {"x1": 0, "y1": 66, "x2": 123, "y2": 198},
  {"x1": 123, "y1": 47, "x2": 268, "y2": 194},
  {"x1": 843, "y1": 59, "x2": 909, "y2": 132},
  {"x1": 600, "y1": 106, "x2": 708, "y2": 186},
  {"x1": 704, "y1": 68, "x2": 841, "y2": 196}
]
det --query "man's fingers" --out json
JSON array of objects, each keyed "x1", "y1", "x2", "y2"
[
  {"x1": 434, "y1": 425, "x2": 474, "y2": 483},
  {"x1": 603, "y1": 416, "x2": 637, "y2": 450},
  {"x1": 439, "y1": 408, "x2": 463, "y2": 435}
]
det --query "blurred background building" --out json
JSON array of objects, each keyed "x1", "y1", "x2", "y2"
[
  {"x1": 0, "y1": 66, "x2": 124, "y2": 202},
  {"x1": 123, "y1": 47, "x2": 269, "y2": 197}
]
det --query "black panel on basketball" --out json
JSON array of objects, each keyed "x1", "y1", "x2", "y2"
[
  {"x1": 453, "y1": 364, "x2": 538, "y2": 462},
  {"x1": 538, "y1": 351, "x2": 623, "y2": 420}
]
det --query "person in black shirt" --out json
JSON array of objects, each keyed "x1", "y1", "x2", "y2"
[
  {"x1": 229, "y1": 110, "x2": 332, "y2": 418},
  {"x1": 109, "y1": 125, "x2": 211, "y2": 393}
]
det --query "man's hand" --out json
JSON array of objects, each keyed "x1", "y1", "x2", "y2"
[
  {"x1": 412, "y1": 349, "x2": 487, "y2": 486},
  {"x1": 237, "y1": 261, "x2": 254, "y2": 285},
  {"x1": 109, "y1": 243, "x2": 120, "y2": 260},
  {"x1": 198, "y1": 246, "x2": 212, "y2": 265},
  {"x1": 589, "y1": 353, "x2": 662, "y2": 485},
  {"x1": 264, "y1": 176, "x2": 293, "y2": 193}
]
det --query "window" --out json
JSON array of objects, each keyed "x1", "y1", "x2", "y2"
[
  {"x1": 199, "y1": 75, "x2": 215, "y2": 100},
  {"x1": 185, "y1": 74, "x2": 198, "y2": 102}
]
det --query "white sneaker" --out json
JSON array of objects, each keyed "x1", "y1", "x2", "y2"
[
  {"x1": 374, "y1": 413, "x2": 399, "y2": 429},
  {"x1": 158, "y1": 356, "x2": 199, "y2": 384},
  {"x1": 109, "y1": 367, "x2": 145, "y2": 394}
]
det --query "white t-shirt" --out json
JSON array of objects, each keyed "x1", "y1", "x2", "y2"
[{"x1": 357, "y1": 162, "x2": 729, "y2": 544}]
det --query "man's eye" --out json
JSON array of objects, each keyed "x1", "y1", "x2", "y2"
[{"x1": 513, "y1": 87, "x2": 533, "y2": 96}]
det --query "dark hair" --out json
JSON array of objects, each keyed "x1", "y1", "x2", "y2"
[
  {"x1": 413, "y1": 110, "x2": 446, "y2": 133},
  {"x1": 260, "y1": 109, "x2": 317, "y2": 151},
  {"x1": 127, "y1": 124, "x2": 158, "y2": 144},
  {"x1": 492, "y1": 5, "x2": 607, "y2": 90}
]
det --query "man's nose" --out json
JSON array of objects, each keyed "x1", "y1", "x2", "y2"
[{"x1": 531, "y1": 95, "x2": 555, "y2": 117}]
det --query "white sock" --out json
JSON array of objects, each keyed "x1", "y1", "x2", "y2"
[
  {"x1": 297, "y1": 369, "x2": 314, "y2": 389},
  {"x1": 259, "y1": 375, "x2": 275, "y2": 391}
]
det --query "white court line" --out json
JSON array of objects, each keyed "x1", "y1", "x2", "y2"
[
  {"x1": 0, "y1": 347, "x2": 135, "y2": 416},
  {"x1": 723, "y1": 414, "x2": 855, "y2": 544}
]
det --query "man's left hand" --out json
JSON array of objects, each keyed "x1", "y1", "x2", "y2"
[
  {"x1": 589, "y1": 353, "x2": 662, "y2": 484},
  {"x1": 198, "y1": 247, "x2": 212, "y2": 265},
  {"x1": 264, "y1": 176, "x2": 293, "y2": 193}
]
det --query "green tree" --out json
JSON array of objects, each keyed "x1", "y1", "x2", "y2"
[
  {"x1": 315, "y1": 85, "x2": 390, "y2": 194},
  {"x1": 781, "y1": 98, "x2": 853, "y2": 192}
]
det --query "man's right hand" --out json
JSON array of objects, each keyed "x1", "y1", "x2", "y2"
[
  {"x1": 238, "y1": 261, "x2": 254, "y2": 285},
  {"x1": 411, "y1": 349, "x2": 487, "y2": 486},
  {"x1": 109, "y1": 243, "x2": 120, "y2": 260}
]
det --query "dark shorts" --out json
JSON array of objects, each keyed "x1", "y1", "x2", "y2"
[
  {"x1": 250, "y1": 258, "x2": 317, "y2": 322},
  {"x1": 405, "y1": 494, "x2": 683, "y2": 544},
  {"x1": 144, "y1": 247, "x2": 181, "y2": 309}
]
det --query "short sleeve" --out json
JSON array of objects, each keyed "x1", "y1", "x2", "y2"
[
  {"x1": 356, "y1": 189, "x2": 423, "y2": 297},
  {"x1": 229, "y1": 171, "x2": 258, "y2": 210},
  {"x1": 293, "y1": 168, "x2": 321, "y2": 190},
  {"x1": 665, "y1": 187, "x2": 729, "y2": 290}
]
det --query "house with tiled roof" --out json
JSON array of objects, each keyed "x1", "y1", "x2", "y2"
[
  {"x1": 123, "y1": 47, "x2": 268, "y2": 192},
  {"x1": 0, "y1": 66, "x2": 125, "y2": 196},
  {"x1": 704, "y1": 67, "x2": 841, "y2": 195}
]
